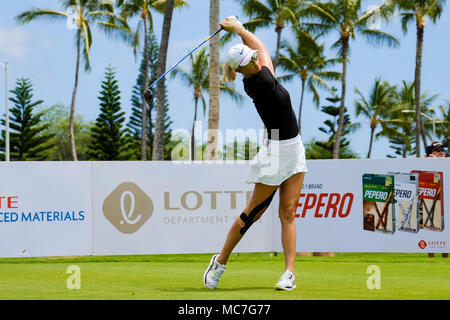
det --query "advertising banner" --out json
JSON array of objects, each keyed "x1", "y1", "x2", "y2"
[
  {"x1": 272, "y1": 158, "x2": 449, "y2": 253},
  {"x1": 0, "y1": 158, "x2": 448, "y2": 258},
  {"x1": 0, "y1": 162, "x2": 92, "y2": 258},
  {"x1": 92, "y1": 161, "x2": 274, "y2": 255}
]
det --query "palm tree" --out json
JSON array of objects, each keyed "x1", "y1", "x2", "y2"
[
  {"x1": 436, "y1": 102, "x2": 450, "y2": 152},
  {"x1": 384, "y1": 81, "x2": 416, "y2": 158},
  {"x1": 381, "y1": 81, "x2": 438, "y2": 157},
  {"x1": 305, "y1": 0, "x2": 399, "y2": 159},
  {"x1": 16, "y1": 0, "x2": 130, "y2": 161},
  {"x1": 414, "y1": 90, "x2": 439, "y2": 145},
  {"x1": 171, "y1": 48, "x2": 243, "y2": 160},
  {"x1": 152, "y1": 0, "x2": 175, "y2": 161},
  {"x1": 232, "y1": 0, "x2": 300, "y2": 71},
  {"x1": 118, "y1": 0, "x2": 187, "y2": 160},
  {"x1": 395, "y1": 0, "x2": 446, "y2": 157},
  {"x1": 278, "y1": 30, "x2": 340, "y2": 134},
  {"x1": 207, "y1": 0, "x2": 221, "y2": 161},
  {"x1": 354, "y1": 78, "x2": 397, "y2": 158}
]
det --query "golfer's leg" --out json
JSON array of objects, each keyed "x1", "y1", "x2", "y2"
[
  {"x1": 216, "y1": 183, "x2": 279, "y2": 265},
  {"x1": 278, "y1": 172, "x2": 305, "y2": 272}
]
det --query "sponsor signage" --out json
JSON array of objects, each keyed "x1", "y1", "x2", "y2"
[
  {"x1": 272, "y1": 158, "x2": 449, "y2": 253},
  {"x1": 91, "y1": 162, "x2": 273, "y2": 255},
  {"x1": 0, "y1": 158, "x2": 448, "y2": 257},
  {"x1": 0, "y1": 162, "x2": 92, "y2": 258}
]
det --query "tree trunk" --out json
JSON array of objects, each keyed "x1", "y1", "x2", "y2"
[
  {"x1": 333, "y1": 38, "x2": 349, "y2": 159},
  {"x1": 298, "y1": 79, "x2": 306, "y2": 135},
  {"x1": 420, "y1": 111, "x2": 428, "y2": 150},
  {"x1": 69, "y1": 30, "x2": 81, "y2": 161},
  {"x1": 152, "y1": 0, "x2": 174, "y2": 161},
  {"x1": 148, "y1": 105, "x2": 153, "y2": 158},
  {"x1": 192, "y1": 97, "x2": 199, "y2": 161},
  {"x1": 414, "y1": 21, "x2": 424, "y2": 157},
  {"x1": 141, "y1": 17, "x2": 150, "y2": 160},
  {"x1": 206, "y1": 0, "x2": 220, "y2": 160},
  {"x1": 273, "y1": 28, "x2": 282, "y2": 72},
  {"x1": 367, "y1": 126, "x2": 375, "y2": 158}
]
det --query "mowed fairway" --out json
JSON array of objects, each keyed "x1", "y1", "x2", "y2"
[{"x1": 0, "y1": 253, "x2": 448, "y2": 300}]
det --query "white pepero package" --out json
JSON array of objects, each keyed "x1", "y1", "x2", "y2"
[{"x1": 388, "y1": 172, "x2": 420, "y2": 233}]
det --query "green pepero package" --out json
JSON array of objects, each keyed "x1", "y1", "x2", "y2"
[{"x1": 363, "y1": 174, "x2": 396, "y2": 234}]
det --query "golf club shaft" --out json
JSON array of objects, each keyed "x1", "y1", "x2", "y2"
[{"x1": 148, "y1": 27, "x2": 223, "y2": 89}]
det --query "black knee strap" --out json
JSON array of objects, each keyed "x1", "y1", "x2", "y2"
[{"x1": 239, "y1": 190, "x2": 277, "y2": 234}]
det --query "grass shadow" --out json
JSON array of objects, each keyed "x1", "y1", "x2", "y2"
[{"x1": 156, "y1": 286, "x2": 271, "y2": 293}]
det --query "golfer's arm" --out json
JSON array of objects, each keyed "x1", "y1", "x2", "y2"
[{"x1": 238, "y1": 29, "x2": 274, "y2": 75}]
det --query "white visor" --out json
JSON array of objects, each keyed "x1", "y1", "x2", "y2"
[{"x1": 227, "y1": 43, "x2": 258, "y2": 69}]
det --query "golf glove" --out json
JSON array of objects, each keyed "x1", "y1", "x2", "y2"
[{"x1": 224, "y1": 16, "x2": 245, "y2": 34}]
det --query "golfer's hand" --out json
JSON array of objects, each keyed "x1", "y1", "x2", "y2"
[{"x1": 220, "y1": 16, "x2": 244, "y2": 34}]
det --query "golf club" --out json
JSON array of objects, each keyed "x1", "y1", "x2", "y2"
[{"x1": 144, "y1": 16, "x2": 238, "y2": 104}]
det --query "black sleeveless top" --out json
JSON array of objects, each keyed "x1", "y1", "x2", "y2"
[{"x1": 243, "y1": 66, "x2": 299, "y2": 140}]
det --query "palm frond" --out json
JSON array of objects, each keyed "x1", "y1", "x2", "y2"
[
  {"x1": 16, "y1": 9, "x2": 68, "y2": 24},
  {"x1": 152, "y1": 0, "x2": 189, "y2": 14},
  {"x1": 118, "y1": 2, "x2": 141, "y2": 19},
  {"x1": 309, "y1": 73, "x2": 333, "y2": 93},
  {"x1": 220, "y1": 31, "x2": 237, "y2": 47},
  {"x1": 425, "y1": 0, "x2": 445, "y2": 21},
  {"x1": 131, "y1": 19, "x2": 143, "y2": 58},
  {"x1": 356, "y1": 0, "x2": 395, "y2": 27},
  {"x1": 307, "y1": 79, "x2": 321, "y2": 107},
  {"x1": 95, "y1": 20, "x2": 132, "y2": 44},
  {"x1": 170, "y1": 67, "x2": 192, "y2": 85},
  {"x1": 359, "y1": 28, "x2": 400, "y2": 48},
  {"x1": 276, "y1": 74, "x2": 295, "y2": 83},
  {"x1": 240, "y1": 0, "x2": 272, "y2": 18},
  {"x1": 220, "y1": 84, "x2": 245, "y2": 105},
  {"x1": 304, "y1": 3, "x2": 338, "y2": 25},
  {"x1": 243, "y1": 18, "x2": 272, "y2": 32},
  {"x1": 400, "y1": 12, "x2": 415, "y2": 34},
  {"x1": 81, "y1": 22, "x2": 92, "y2": 71},
  {"x1": 314, "y1": 70, "x2": 341, "y2": 81}
]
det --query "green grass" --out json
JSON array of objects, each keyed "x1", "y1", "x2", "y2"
[{"x1": 0, "y1": 253, "x2": 448, "y2": 300}]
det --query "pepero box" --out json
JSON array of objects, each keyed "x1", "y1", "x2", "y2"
[
  {"x1": 362, "y1": 174, "x2": 396, "y2": 234},
  {"x1": 411, "y1": 170, "x2": 444, "y2": 232},
  {"x1": 388, "y1": 172, "x2": 420, "y2": 233}
]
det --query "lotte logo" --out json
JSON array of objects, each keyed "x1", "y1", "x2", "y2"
[
  {"x1": 103, "y1": 182, "x2": 154, "y2": 234},
  {"x1": 418, "y1": 240, "x2": 427, "y2": 249}
]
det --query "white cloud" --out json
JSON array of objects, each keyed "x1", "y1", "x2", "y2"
[{"x1": 0, "y1": 27, "x2": 29, "y2": 59}]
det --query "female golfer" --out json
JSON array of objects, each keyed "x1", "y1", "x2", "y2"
[{"x1": 203, "y1": 17, "x2": 307, "y2": 291}]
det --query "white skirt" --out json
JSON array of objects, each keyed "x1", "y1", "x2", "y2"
[{"x1": 245, "y1": 134, "x2": 308, "y2": 186}]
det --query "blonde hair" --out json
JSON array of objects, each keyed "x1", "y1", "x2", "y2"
[{"x1": 222, "y1": 62, "x2": 237, "y2": 83}]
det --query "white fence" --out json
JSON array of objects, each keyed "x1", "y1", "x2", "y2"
[{"x1": 0, "y1": 158, "x2": 448, "y2": 258}]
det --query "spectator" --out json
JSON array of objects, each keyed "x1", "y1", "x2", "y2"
[
  {"x1": 424, "y1": 141, "x2": 448, "y2": 258},
  {"x1": 424, "y1": 141, "x2": 446, "y2": 158}
]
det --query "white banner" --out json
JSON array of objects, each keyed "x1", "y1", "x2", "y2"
[
  {"x1": 92, "y1": 161, "x2": 274, "y2": 255},
  {"x1": 0, "y1": 159, "x2": 448, "y2": 258},
  {"x1": 0, "y1": 162, "x2": 92, "y2": 258},
  {"x1": 272, "y1": 158, "x2": 449, "y2": 253}
]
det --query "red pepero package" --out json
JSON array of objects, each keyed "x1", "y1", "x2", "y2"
[{"x1": 411, "y1": 170, "x2": 444, "y2": 232}]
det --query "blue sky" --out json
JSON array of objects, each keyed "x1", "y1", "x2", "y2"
[{"x1": 0, "y1": 0, "x2": 449, "y2": 159}]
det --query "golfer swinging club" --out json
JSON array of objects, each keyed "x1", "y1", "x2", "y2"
[{"x1": 203, "y1": 16, "x2": 307, "y2": 291}]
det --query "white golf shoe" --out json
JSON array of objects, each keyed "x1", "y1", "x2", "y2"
[
  {"x1": 203, "y1": 254, "x2": 226, "y2": 289},
  {"x1": 274, "y1": 269, "x2": 296, "y2": 291}
]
